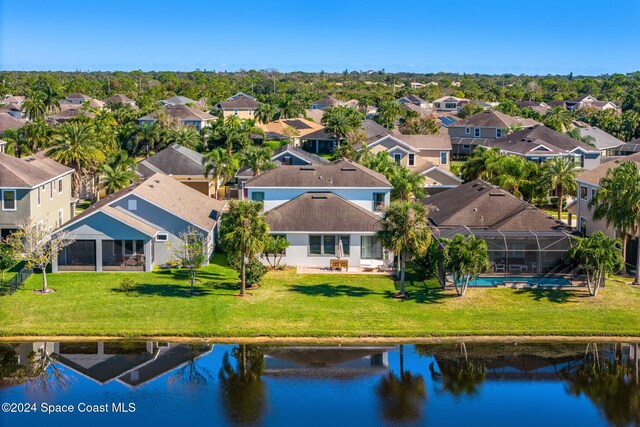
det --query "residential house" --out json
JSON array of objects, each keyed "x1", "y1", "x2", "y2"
[
  {"x1": 137, "y1": 144, "x2": 214, "y2": 197},
  {"x1": 46, "y1": 108, "x2": 96, "y2": 125},
  {"x1": 0, "y1": 113, "x2": 26, "y2": 132},
  {"x1": 431, "y1": 96, "x2": 468, "y2": 113},
  {"x1": 138, "y1": 105, "x2": 216, "y2": 132},
  {"x1": 0, "y1": 152, "x2": 75, "y2": 240},
  {"x1": 573, "y1": 153, "x2": 640, "y2": 238},
  {"x1": 363, "y1": 133, "x2": 461, "y2": 194},
  {"x1": 0, "y1": 103, "x2": 24, "y2": 120},
  {"x1": 300, "y1": 119, "x2": 392, "y2": 154},
  {"x1": 548, "y1": 95, "x2": 620, "y2": 113},
  {"x1": 62, "y1": 93, "x2": 93, "y2": 105},
  {"x1": 257, "y1": 118, "x2": 324, "y2": 145},
  {"x1": 245, "y1": 159, "x2": 392, "y2": 269},
  {"x1": 481, "y1": 124, "x2": 602, "y2": 169},
  {"x1": 310, "y1": 96, "x2": 359, "y2": 111},
  {"x1": 425, "y1": 180, "x2": 575, "y2": 280},
  {"x1": 1, "y1": 95, "x2": 25, "y2": 106},
  {"x1": 305, "y1": 109, "x2": 325, "y2": 123},
  {"x1": 516, "y1": 101, "x2": 551, "y2": 115},
  {"x1": 215, "y1": 93, "x2": 260, "y2": 119},
  {"x1": 54, "y1": 173, "x2": 225, "y2": 272},
  {"x1": 237, "y1": 144, "x2": 330, "y2": 197},
  {"x1": 576, "y1": 126, "x2": 624, "y2": 156},
  {"x1": 0, "y1": 139, "x2": 6, "y2": 153},
  {"x1": 103, "y1": 94, "x2": 137, "y2": 109},
  {"x1": 611, "y1": 139, "x2": 640, "y2": 156},
  {"x1": 398, "y1": 94, "x2": 429, "y2": 109},
  {"x1": 447, "y1": 110, "x2": 540, "y2": 156},
  {"x1": 160, "y1": 95, "x2": 198, "y2": 107}
]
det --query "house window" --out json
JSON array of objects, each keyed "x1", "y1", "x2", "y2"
[
  {"x1": 496, "y1": 128, "x2": 503, "y2": 138},
  {"x1": 37, "y1": 187, "x2": 41, "y2": 206},
  {"x1": 58, "y1": 179, "x2": 63, "y2": 193},
  {"x1": 233, "y1": 109, "x2": 239, "y2": 115},
  {"x1": 465, "y1": 127, "x2": 470, "y2": 135},
  {"x1": 463, "y1": 144, "x2": 470, "y2": 149},
  {"x1": 308, "y1": 235, "x2": 350, "y2": 256},
  {"x1": 58, "y1": 209, "x2": 63, "y2": 227},
  {"x1": 361, "y1": 236, "x2": 383, "y2": 259},
  {"x1": 591, "y1": 188, "x2": 597, "y2": 201},
  {"x1": 373, "y1": 192, "x2": 386, "y2": 212},
  {"x1": 282, "y1": 155, "x2": 292, "y2": 165},
  {"x1": 128, "y1": 199, "x2": 138, "y2": 211},
  {"x1": 156, "y1": 233, "x2": 169, "y2": 242},
  {"x1": 580, "y1": 217, "x2": 587, "y2": 235},
  {"x1": 50, "y1": 182, "x2": 54, "y2": 199},
  {"x1": 2, "y1": 190, "x2": 16, "y2": 211},
  {"x1": 251, "y1": 192, "x2": 265, "y2": 202},
  {"x1": 435, "y1": 103, "x2": 441, "y2": 108},
  {"x1": 580, "y1": 186, "x2": 588, "y2": 200},
  {"x1": 408, "y1": 154, "x2": 415, "y2": 166},
  {"x1": 393, "y1": 153, "x2": 402, "y2": 164},
  {"x1": 440, "y1": 152, "x2": 448, "y2": 165},
  {"x1": 474, "y1": 128, "x2": 481, "y2": 137},
  {"x1": 445, "y1": 103, "x2": 457, "y2": 109}
]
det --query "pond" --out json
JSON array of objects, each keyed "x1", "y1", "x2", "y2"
[{"x1": 1, "y1": 341, "x2": 639, "y2": 426}]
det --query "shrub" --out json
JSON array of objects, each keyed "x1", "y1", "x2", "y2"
[
  {"x1": 119, "y1": 278, "x2": 136, "y2": 293},
  {"x1": 229, "y1": 255, "x2": 268, "y2": 286}
]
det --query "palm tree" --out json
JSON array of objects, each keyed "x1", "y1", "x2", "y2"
[
  {"x1": 442, "y1": 234, "x2": 490, "y2": 296},
  {"x1": 544, "y1": 106, "x2": 573, "y2": 132},
  {"x1": 254, "y1": 103, "x2": 277, "y2": 124},
  {"x1": 377, "y1": 201, "x2": 432, "y2": 298},
  {"x1": 167, "y1": 126, "x2": 201, "y2": 149},
  {"x1": 321, "y1": 106, "x2": 362, "y2": 148},
  {"x1": 276, "y1": 97, "x2": 304, "y2": 119},
  {"x1": 39, "y1": 83, "x2": 61, "y2": 113},
  {"x1": 539, "y1": 157, "x2": 577, "y2": 220},
  {"x1": 136, "y1": 122, "x2": 164, "y2": 156},
  {"x1": 591, "y1": 161, "x2": 640, "y2": 278},
  {"x1": 238, "y1": 145, "x2": 275, "y2": 176},
  {"x1": 220, "y1": 200, "x2": 271, "y2": 296},
  {"x1": 99, "y1": 150, "x2": 136, "y2": 195},
  {"x1": 204, "y1": 116, "x2": 264, "y2": 155},
  {"x1": 377, "y1": 100, "x2": 404, "y2": 129},
  {"x1": 49, "y1": 122, "x2": 106, "y2": 198},
  {"x1": 263, "y1": 235, "x2": 290, "y2": 268},
  {"x1": 389, "y1": 166, "x2": 426, "y2": 201},
  {"x1": 567, "y1": 128, "x2": 596, "y2": 146},
  {"x1": 2, "y1": 120, "x2": 53, "y2": 157},
  {"x1": 202, "y1": 148, "x2": 238, "y2": 199},
  {"x1": 361, "y1": 151, "x2": 397, "y2": 179},
  {"x1": 569, "y1": 232, "x2": 624, "y2": 296},
  {"x1": 23, "y1": 92, "x2": 47, "y2": 121},
  {"x1": 460, "y1": 147, "x2": 501, "y2": 182}
]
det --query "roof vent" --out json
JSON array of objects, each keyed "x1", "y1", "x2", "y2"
[
  {"x1": 300, "y1": 167, "x2": 315, "y2": 171},
  {"x1": 311, "y1": 195, "x2": 328, "y2": 199},
  {"x1": 489, "y1": 192, "x2": 505, "y2": 196},
  {"x1": 154, "y1": 179, "x2": 160, "y2": 183},
  {"x1": 341, "y1": 167, "x2": 357, "y2": 171}
]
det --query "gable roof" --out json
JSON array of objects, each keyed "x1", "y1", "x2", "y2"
[
  {"x1": 46, "y1": 108, "x2": 96, "y2": 124},
  {"x1": 482, "y1": 124, "x2": 599, "y2": 155},
  {"x1": 398, "y1": 94, "x2": 426, "y2": 105},
  {"x1": 273, "y1": 144, "x2": 331, "y2": 165},
  {"x1": 577, "y1": 152, "x2": 640, "y2": 185},
  {"x1": 1, "y1": 95, "x2": 25, "y2": 104},
  {"x1": 137, "y1": 144, "x2": 205, "y2": 177},
  {"x1": 138, "y1": 104, "x2": 216, "y2": 122},
  {"x1": 0, "y1": 152, "x2": 72, "y2": 188},
  {"x1": 425, "y1": 180, "x2": 566, "y2": 231},
  {"x1": 104, "y1": 94, "x2": 136, "y2": 104},
  {"x1": 217, "y1": 93, "x2": 260, "y2": 110},
  {"x1": 577, "y1": 126, "x2": 624, "y2": 151},
  {"x1": 312, "y1": 96, "x2": 341, "y2": 107},
  {"x1": 265, "y1": 192, "x2": 383, "y2": 232},
  {"x1": 162, "y1": 95, "x2": 197, "y2": 105},
  {"x1": 0, "y1": 113, "x2": 26, "y2": 131},
  {"x1": 246, "y1": 159, "x2": 391, "y2": 188},
  {"x1": 63, "y1": 173, "x2": 225, "y2": 232},
  {"x1": 66, "y1": 93, "x2": 91, "y2": 100},
  {"x1": 257, "y1": 118, "x2": 324, "y2": 138},
  {"x1": 448, "y1": 110, "x2": 540, "y2": 129}
]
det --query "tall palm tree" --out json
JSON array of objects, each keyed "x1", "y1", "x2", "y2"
[
  {"x1": 276, "y1": 96, "x2": 304, "y2": 119},
  {"x1": 539, "y1": 157, "x2": 577, "y2": 220},
  {"x1": 389, "y1": 166, "x2": 426, "y2": 201},
  {"x1": 204, "y1": 116, "x2": 264, "y2": 155},
  {"x1": 460, "y1": 147, "x2": 501, "y2": 182},
  {"x1": 568, "y1": 232, "x2": 624, "y2": 296},
  {"x1": 591, "y1": 161, "x2": 640, "y2": 278},
  {"x1": 377, "y1": 201, "x2": 432, "y2": 298},
  {"x1": 321, "y1": 106, "x2": 362, "y2": 148},
  {"x1": 376, "y1": 100, "x2": 404, "y2": 129},
  {"x1": 23, "y1": 92, "x2": 47, "y2": 121},
  {"x1": 254, "y1": 103, "x2": 277, "y2": 124},
  {"x1": 361, "y1": 151, "x2": 397, "y2": 179},
  {"x1": 39, "y1": 83, "x2": 61, "y2": 114},
  {"x1": 202, "y1": 148, "x2": 238, "y2": 198},
  {"x1": 443, "y1": 234, "x2": 490, "y2": 296},
  {"x1": 220, "y1": 200, "x2": 271, "y2": 296},
  {"x1": 238, "y1": 145, "x2": 275, "y2": 176},
  {"x1": 99, "y1": 150, "x2": 136, "y2": 195},
  {"x1": 49, "y1": 122, "x2": 106, "y2": 198},
  {"x1": 544, "y1": 106, "x2": 573, "y2": 132},
  {"x1": 136, "y1": 122, "x2": 164, "y2": 156},
  {"x1": 167, "y1": 126, "x2": 201, "y2": 149}
]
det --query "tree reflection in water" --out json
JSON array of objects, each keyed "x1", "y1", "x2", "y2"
[
  {"x1": 0, "y1": 343, "x2": 71, "y2": 393},
  {"x1": 169, "y1": 344, "x2": 214, "y2": 386},
  {"x1": 562, "y1": 343, "x2": 640, "y2": 427},
  {"x1": 218, "y1": 345, "x2": 266, "y2": 425},
  {"x1": 427, "y1": 343, "x2": 486, "y2": 396},
  {"x1": 376, "y1": 344, "x2": 427, "y2": 423}
]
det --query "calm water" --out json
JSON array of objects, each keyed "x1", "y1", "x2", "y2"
[{"x1": 1, "y1": 341, "x2": 639, "y2": 426}]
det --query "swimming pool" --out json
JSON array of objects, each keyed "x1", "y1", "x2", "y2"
[{"x1": 469, "y1": 276, "x2": 572, "y2": 287}]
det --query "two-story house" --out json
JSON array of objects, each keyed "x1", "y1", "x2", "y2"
[
  {"x1": 138, "y1": 105, "x2": 216, "y2": 132},
  {"x1": 0, "y1": 153, "x2": 75, "y2": 240},
  {"x1": 363, "y1": 133, "x2": 462, "y2": 195},
  {"x1": 215, "y1": 93, "x2": 260, "y2": 119},
  {"x1": 54, "y1": 173, "x2": 225, "y2": 272},
  {"x1": 431, "y1": 96, "x2": 468, "y2": 113},
  {"x1": 245, "y1": 160, "x2": 392, "y2": 269},
  {"x1": 447, "y1": 110, "x2": 540, "y2": 156},
  {"x1": 398, "y1": 94, "x2": 429, "y2": 109}
]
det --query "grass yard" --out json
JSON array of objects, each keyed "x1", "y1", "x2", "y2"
[{"x1": 1, "y1": 254, "x2": 640, "y2": 338}]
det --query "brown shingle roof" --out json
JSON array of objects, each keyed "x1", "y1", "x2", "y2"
[
  {"x1": 246, "y1": 159, "x2": 391, "y2": 188},
  {"x1": 0, "y1": 113, "x2": 26, "y2": 131},
  {"x1": 265, "y1": 192, "x2": 383, "y2": 232},
  {"x1": 482, "y1": 124, "x2": 599, "y2": 155},
  {"x1": 104, "y1": 94, "x2": 136, "y2": 104},
  {"x1": 425, "y1": 180, "x2": 565, "y2": 231},
  {"x1": 577, "y1": 152, "x2": 640, "y2": 185},
  {"x1": 217, "y1": 94, "x2": 260, "y2": 110},
  {"x1": 139, "y1": 105, "x2": 216, "y2": 122},
  {"x1": 0, "y1": 152, "x2": 72, "y2": 188},
  {"x1": 448, "y1": 110, "x2": 540, "y2": 129}
]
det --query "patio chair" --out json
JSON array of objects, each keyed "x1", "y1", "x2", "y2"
[{"x1": 495, "y1": 263, "x2": 505, "y2": 273}]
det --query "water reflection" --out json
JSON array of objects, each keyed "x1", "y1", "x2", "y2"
[{"x1": 1, "y1": 341, "x2": 639, "y2": 426}]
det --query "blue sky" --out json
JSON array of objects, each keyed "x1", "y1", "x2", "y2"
[{"x1": 1, "y1": 0, "x2": 639, "y2": 74}]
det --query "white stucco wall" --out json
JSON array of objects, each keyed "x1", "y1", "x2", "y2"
[{"x1": 246, "y1": 188, "x2": 391, "y2": 214}]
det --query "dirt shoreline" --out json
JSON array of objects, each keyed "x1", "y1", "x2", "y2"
[{"x1": 1, "y1": 335, "x2": 638, "y2": 344}]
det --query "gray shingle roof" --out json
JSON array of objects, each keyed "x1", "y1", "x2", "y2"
[
  {"x1": 137, "y1": 144, "x2": 205, "y2": 177},
  {"x1": 0, "y1": 152, "x2": 72, "y2": 188},
  {"x1": 162, "y1": 96, "x2": 197, "y2": 105},
  {"x1": 265, "y1": 192, "x2": 383, "y2": 232},
  {"x1": 0, "y1": 113, "x2": 26, "y2": 131},
  {"x1": 482, "y1": 124, "x2": 599, "y2": 155},
  {"x1": 217, "y1": 94, "x2": 260, "y2": 110},
  {"x1": 138, "y1": 105, "x2": 216, "y2": 122},
  {"x1": 578, "y1": 126, "x2": 624, "y2": 151},
  {"x1": 448, "y1": 110, "x2": 540, "y2": 129},
  {"x1": 246, "y1": 159, "x2": 391, "y2": 188}
]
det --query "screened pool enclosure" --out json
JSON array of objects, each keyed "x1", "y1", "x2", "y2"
[{"x1": 434, "y1": 227, "x2": 577, "y2": 284}]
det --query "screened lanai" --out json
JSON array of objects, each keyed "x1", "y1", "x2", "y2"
[{"x1": 434, "y1": 227, "x2": 577, "y2": 277}]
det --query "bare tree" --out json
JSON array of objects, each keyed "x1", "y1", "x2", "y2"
[{"x1": 6, "y1": 219, "x2": 74, "y2": 294}]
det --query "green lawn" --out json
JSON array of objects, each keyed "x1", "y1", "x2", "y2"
[{"x1": 1, "y1": 254, "x2": 640, "y2": 338}]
